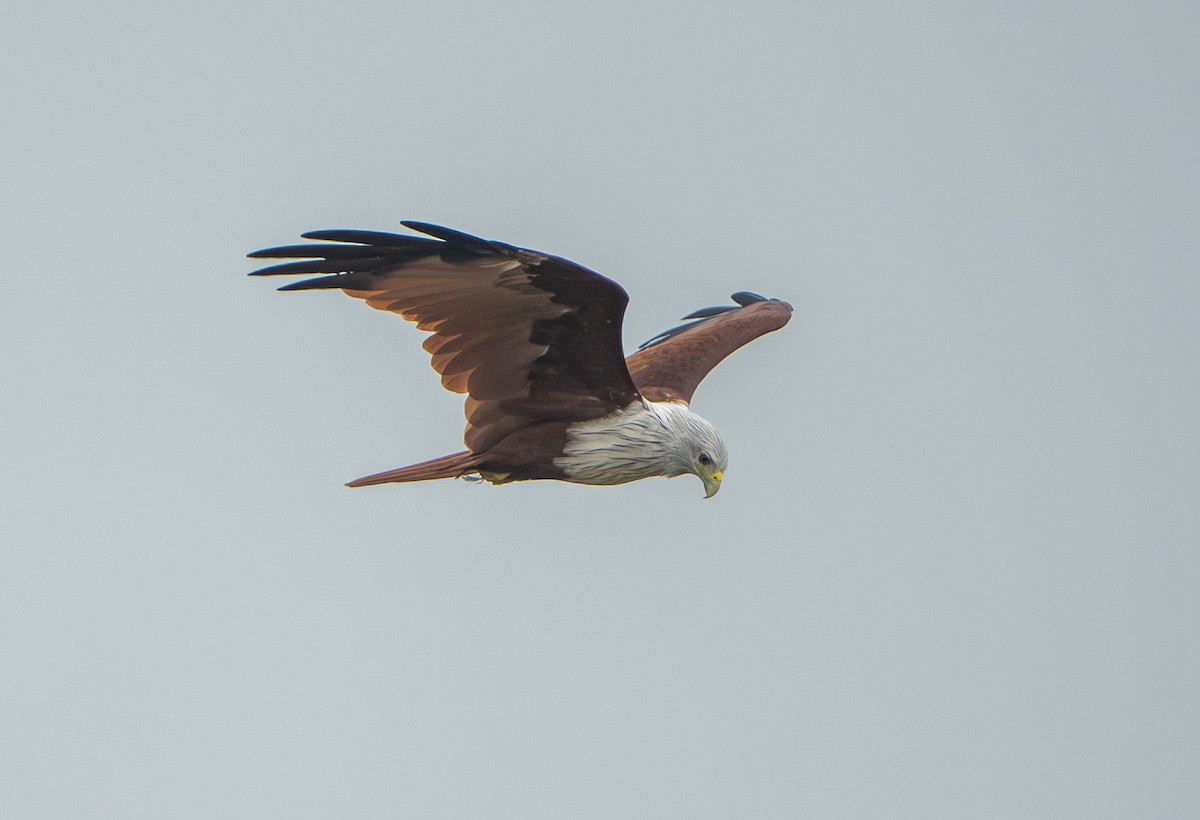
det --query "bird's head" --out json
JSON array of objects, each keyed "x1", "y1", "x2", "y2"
[{"x1": 658, "y1": 405, "x2": 729, "y2": 498}]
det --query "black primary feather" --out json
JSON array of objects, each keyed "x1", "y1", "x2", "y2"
[
  {"x1": 638, "y1": 293, "x2": 774, "y2": 350},
  {"x1": 681, "y1": 305, "x2": 739, "y2": 320},
  {"x1": 400, "y1": 221, "x2": 508, "y2": 255},
  {"x1": 247, "y1": 243, "x2": 386, "y2": 260},
  {"x1": 246, "y1": 222, "x2": 524, "y2": 287},
  {"x1": 246, "y1": 259, "x2": 381, "y2": 278},
  {"x1": 299, "y1": 229, "x2": 434, "y2": 248}
]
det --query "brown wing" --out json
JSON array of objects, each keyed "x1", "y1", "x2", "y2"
[
  {"x1": 624, "y1": 293, "x2": 793, "y2": 405},
  {"x1": 249, "y1": 222, "x2": 640, "y2": 452}
]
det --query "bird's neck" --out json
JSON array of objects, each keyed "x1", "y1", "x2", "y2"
[{"x1": 554, "y1": 401, "x2": 694, "y2": 485}]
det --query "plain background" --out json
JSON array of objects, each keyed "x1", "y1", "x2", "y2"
[{"x1": 2, "y1": 2, "x2": 1197, "y2": 817}]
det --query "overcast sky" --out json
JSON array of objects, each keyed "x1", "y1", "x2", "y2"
[{"x1": 2, "y1": 2, "x2": 1198, "y2": 818}]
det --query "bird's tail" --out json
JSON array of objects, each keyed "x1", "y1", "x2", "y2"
[{"x1": 346, "y1": 451, "x2": 484, "y2": 488}]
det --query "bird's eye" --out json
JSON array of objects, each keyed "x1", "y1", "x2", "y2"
[{"x1": 698, "y1": 453, "x2": 711, "y2": 465}]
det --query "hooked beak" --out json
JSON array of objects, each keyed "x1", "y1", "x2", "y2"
[{"x1": 702, "y1": 470, "x2": 723, "y2": 499}]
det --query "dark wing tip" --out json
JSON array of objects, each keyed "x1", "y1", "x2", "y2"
[
  {"x1": 731, "y1": 291, "x2": 768, "y2": 306},
  {"x1": 399, "y1": 221, "x2": 508, "y2": 255},
  {"x1": 638, "y1": 292, "x2": 786, "y2": 349},
  {"x1": 276, "y1": 275, "x2": 353, "y2": 291},
  {"x1": 300, "y1": 229, "x2": 403, "y2": 243},
  {"x1": 247, "y1": 259, "x2": 370, "y2": 277},
  {"x1": 681, "y1": 305, "x2": 739, "y2": 321},
  {"x1": 248, "y1": 221, "x2": 517, "y2": 286}
]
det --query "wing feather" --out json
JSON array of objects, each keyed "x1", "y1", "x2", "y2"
[
  {"x1": 250, "y1": 223, "x2": 640, "y2": 451},
  {"x1": 625, "y1": 296, "x2": 792, "y2": 405}
]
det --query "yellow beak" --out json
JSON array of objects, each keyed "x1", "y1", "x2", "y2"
[{"x1": 703, "y1": 471, "x2": 723, "y2": 498}]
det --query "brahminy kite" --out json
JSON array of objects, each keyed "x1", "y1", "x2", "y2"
[{"x1": 249, "y1": 222, "x2": 791, "y2": 497}]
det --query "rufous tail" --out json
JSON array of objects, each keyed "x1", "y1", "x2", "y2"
[{"x1": 346, "y1": 451, "x2": 483, "y2": 487}]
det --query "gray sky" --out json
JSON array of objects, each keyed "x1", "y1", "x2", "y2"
[{"x1": 2, "y1": 1, "x2": 1198, "y2": 817}]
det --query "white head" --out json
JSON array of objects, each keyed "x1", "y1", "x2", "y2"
[
  {"x1": 555, "y1": 400, "x2": 730, "y2": 497},
  {"x1": 655, "y1": 403, "x2": 729, "y2": 498}
]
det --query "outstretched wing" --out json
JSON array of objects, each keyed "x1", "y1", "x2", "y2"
[
  {"x1": 625, "y1": 292, "x2": 793, "y2": 405},
  {"x1": 249, "y1": 222, "x2": 640, "y2": 452}
]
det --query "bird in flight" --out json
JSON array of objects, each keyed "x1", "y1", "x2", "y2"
[{"x1": 249, "y1": 221, "x2": 791, "y2": 497}]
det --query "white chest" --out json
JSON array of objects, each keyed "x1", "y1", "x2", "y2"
[{"x1": 554, "y1": 402, "x2": 680, "y2": 486}]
